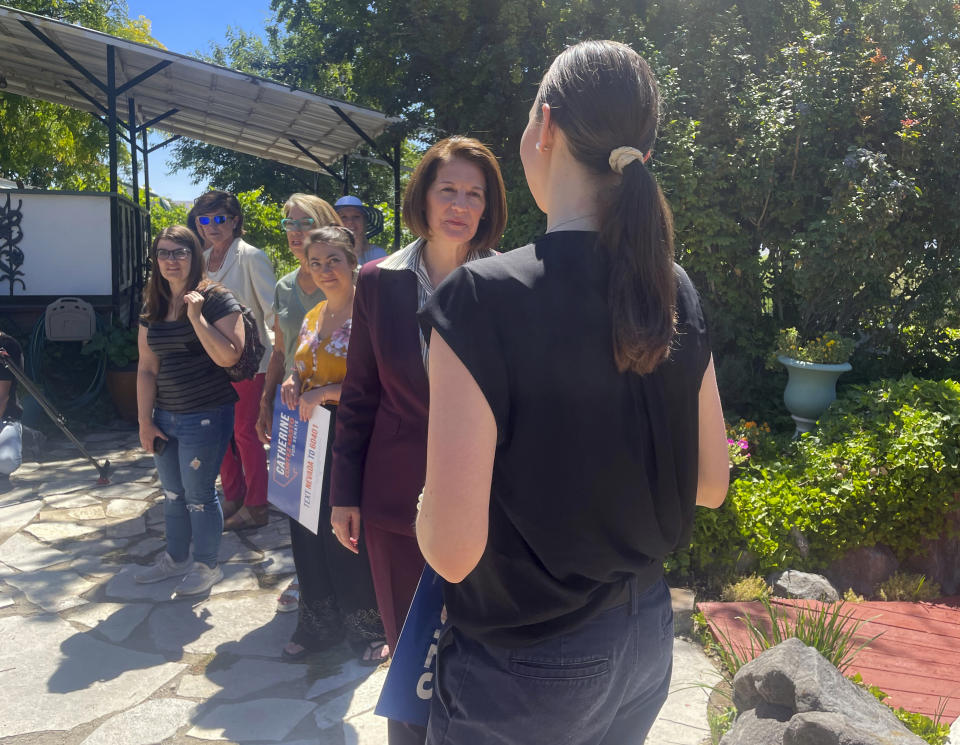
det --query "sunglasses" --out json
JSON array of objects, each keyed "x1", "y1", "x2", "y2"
[
  {"x1": 156, "y1": 247, "x2": 192, "y2": 261},
  {"x1": 197, "y1": 215, "x2": 229, "y2": 226},
  {"x1": 281, "y1": 217, "x2": 316, "y2": 231}
]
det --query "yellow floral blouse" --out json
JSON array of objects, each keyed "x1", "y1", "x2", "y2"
[{"x1": 293, "y1": 301, "x2": 352, "y2": 393}]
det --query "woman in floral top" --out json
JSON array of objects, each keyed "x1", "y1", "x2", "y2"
[{"x1": 279, "y1": 226, "x2": 385, "y2": 662}]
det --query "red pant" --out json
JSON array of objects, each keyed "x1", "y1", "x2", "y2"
[
  {"x1": 363, "y1": 524, "x2": 426, "y2": 653},
  {"x1": 220, "y1": 373, "x2": 268, "y2": 507}
]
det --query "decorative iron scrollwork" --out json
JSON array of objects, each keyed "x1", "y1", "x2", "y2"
[{"x1": 0, "y1": 193, "x2": 25, "y2": 295}]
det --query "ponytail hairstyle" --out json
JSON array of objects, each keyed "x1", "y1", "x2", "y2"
[{"x1": 535, "y1": 40, "x2": 676, "y2": 374}]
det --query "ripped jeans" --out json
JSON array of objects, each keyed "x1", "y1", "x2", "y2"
[{"x1": 152, "y1": 404, "x2": 234, "y2": 568}]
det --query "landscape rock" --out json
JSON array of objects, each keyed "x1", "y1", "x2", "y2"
[
  {"x1": 719, "y1": 709, "x2": 788, "y2": 745},
  {"x1": 732, "y1": 639, "x2": 926, "y2": 745},
  {"x1": 827, "y1": 545, "x2": 899, "y2": 597},
  {"x1": 769, "y1": 570, "x2": 840, "y2": 602},
  {"x1": 104, "y1": 499, "x2": 150, "y2": 518},
  {"x1": 26, "y1": 521, "x2": 99, "y2": 542},
  {"x1": 3, "y1": 566, "x2": 94, "y2": 612}
]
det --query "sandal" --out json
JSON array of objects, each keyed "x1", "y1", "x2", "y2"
[
  {"x1": 277, "y1": 582, "x2": 300, "y2": 613},
  {"x1": 358, "y1": 639, "x2": 390, "y2": 667},
  {"x1": 223, "y1": 504, "x2": 269, "y2": 531},
  {"x1": 281, "y1": 641, "x2": 313, "y2": 662}
]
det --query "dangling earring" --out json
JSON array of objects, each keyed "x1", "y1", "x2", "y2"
[{"x1": 535, "y1": 142, "x2": 542, "y2": 152}]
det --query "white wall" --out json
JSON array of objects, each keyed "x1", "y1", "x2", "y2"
[{"x1": 7, "y1": 193, "x2": 112, "y2": 296}]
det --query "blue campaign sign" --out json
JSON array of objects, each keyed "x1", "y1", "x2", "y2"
[
  {"x1": 375, "y1": 565, "x2": 445, "y2": 727},
  {"x1": 267, "y1": 387, "x2": 330, "y2": 534}
]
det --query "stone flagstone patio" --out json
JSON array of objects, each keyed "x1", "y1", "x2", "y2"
[{"x1": 0, "y1": 423, "x2": 720, "y2": 744}]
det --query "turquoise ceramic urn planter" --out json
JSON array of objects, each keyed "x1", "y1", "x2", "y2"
[{"x1": 778, "y1": 355, "x2": 851, "y2": 435}]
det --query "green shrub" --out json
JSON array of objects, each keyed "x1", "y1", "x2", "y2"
[
  {"x1": 721, "y1": 575, "x2": 771, "y2": 602},
  {"x1": 877, "y1": 572, "x2": 942, "y2": 602},
  {"x1": 709, "y1": 599, "x2": 880, "y2": 678},
  {"x1": 670, "y1": 375, "x2": 960, "y2": 582}
]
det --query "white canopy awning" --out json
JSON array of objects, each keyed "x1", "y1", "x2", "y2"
[{"x1": 0, "y1": 4, "x2": 398, "y2": 171}]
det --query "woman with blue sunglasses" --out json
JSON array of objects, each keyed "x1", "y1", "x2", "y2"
[{"x1": 193, "y1": 190, "x2": 278, "y2": 531}]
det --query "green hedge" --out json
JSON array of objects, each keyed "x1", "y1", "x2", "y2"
[{"x1": 667, "y1": 376, "x2": 960, "y2": 584}]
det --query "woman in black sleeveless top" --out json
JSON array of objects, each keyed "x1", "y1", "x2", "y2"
[{"x1": 417, "y1": 41, "x2": 730, "y2": 744}]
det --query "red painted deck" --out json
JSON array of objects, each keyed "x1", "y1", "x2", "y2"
[{"x1": 699, "y1": 597, "x2": 960, "y2": 721}]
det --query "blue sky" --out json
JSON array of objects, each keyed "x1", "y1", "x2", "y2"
[{"x1": 127, "y1": 1, "x2": 274, "y2": 201}]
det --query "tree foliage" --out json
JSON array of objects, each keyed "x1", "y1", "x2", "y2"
[{"x1": 156, "y1": 0, "x2": 960, "y2": 412}]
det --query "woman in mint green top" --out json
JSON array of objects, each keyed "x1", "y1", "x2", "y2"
[{"x1": 255, "y1": 194, "x2": 340, "y2": 445}]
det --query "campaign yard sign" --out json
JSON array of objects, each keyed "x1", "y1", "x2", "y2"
[
  {"x1": 267, "y1": 388, "x2": 331, "y2": 534},
  {"x1": 375, "y1": 565, "x2": 445, "y2": 727}
]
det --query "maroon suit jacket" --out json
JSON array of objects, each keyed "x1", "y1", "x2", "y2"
[{"x1": 330, "y1": 254, "x2": 429, "y2": 535}]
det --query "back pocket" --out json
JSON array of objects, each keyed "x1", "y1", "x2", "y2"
[{"x1": 508, "y1": 655, "x2": 609, "y2": 681}]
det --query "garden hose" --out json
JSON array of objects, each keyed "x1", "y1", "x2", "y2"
[{"x1": 25, "y1": 313, "x2": 108, "y2": 412}]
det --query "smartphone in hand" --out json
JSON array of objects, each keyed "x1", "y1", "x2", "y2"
[{"x1": 153, "y1": 436, "x2": 167, "y2": 455}]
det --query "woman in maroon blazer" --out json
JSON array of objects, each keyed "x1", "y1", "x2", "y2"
[{"x1": 329, "y1": 137, "x2": 507, "y2": 683}]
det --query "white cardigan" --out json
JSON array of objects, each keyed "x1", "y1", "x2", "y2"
[{"x1": 204, "y1": 238, "x2": 277, "y2": 374}]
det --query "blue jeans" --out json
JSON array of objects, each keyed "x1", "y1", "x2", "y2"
[
  {"x1": 426, "y1": 578, "x2": 674, "y2": 745},
  {"x1": 153, "y1": 404, "x2": 234, "y2": 568}
]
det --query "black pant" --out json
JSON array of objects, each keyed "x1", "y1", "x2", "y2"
[{"x1": 289, "y1": 507, "x2": 384, "y2": 650}]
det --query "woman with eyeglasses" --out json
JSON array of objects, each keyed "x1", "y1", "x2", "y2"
[
  {"x1": 135, "y1": 226, "x2": 245, "y2": 596},
  {"x1": 274, "y1": 225, "x2": 386, "y2": 662},
  {"x1": 256, "y1": 193, "x2": 341, "y2": 614},
  {"x1": 193, "y1": 190, "x2": 277, "y2": 531}
]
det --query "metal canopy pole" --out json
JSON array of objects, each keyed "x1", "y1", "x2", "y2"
[
  {"x1": 288, "y1": 139, "x2": 345, "y2": 186},
  {"x1": 106, "y1": 46, "x2": 118, "y2": 194},
  {"x1": 342, "y1": 155, "x2": 349, "y2": 196},
  {"x1": 394, "y1": 143, "x2": 402, "y2": 250},
  {"x1": 127, "y1": 97, "x2": 139, "y2": 205},
  {"x1": 142, "y1": 127, "x2": 151, "y2": 237}
]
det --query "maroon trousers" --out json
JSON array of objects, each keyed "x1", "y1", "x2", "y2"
[
  {"x1": 363, "y1": 523, "x2": 426, "y2": 654},
  {"x1": 220, "y1": 373, "x2": 268, "y2": 507}
]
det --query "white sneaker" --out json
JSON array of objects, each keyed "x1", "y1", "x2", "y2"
[
  {"x1": 135, "y1": 552, "x2": 191, "y2": 584},
  {"x1": 174, "y1": 562, "x2": 223, "y2": 596}
]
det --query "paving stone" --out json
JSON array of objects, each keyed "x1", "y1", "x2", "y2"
[
  {"x1": 0, "y1": 499, "x2": 42, "y2": 532},
  {"x1": 79, "y1": 698, "x2": 198, "y2": 745},
  {"x1": 343, "y1": 712, "x2": 388, "y2": 745},
  {"x1": 26, "y1": 521, "x2": 100, "y2": 542},
  {"x1": 177, "y1": 658, "x2": 309, "y2": 700},
  {"x1": 0, "y1": 594, "x2": 13, "y2": 609},
  {"x1": 70, "y1": 555, "x2": 122, "y2": 579},
  {"x1": 90, "y1": 483, "x2": 161, "y2": 501},
  {"x1": 67, "y1": 505, "x2": 107, "y2": 521},
  {"x1": 127, "y1": 536, "x2": 166, "y2": 558},
  {"x1": 219, "y1": 532, "x2": 263, "y2": 563},
  {"x1": 38, "y1": 478, "x2": 97, "y2": 498},
  {"x1": 314, "y1": 667, "x2": 388, "y2": 727},
  {"x1": 2, "y1": 566, "x2": 94, "y2": 612},
  {"x1": 104, "y1": 564, "x2": 185, "y2": 602},
  {"x1": 306, "y1": 660, "x2": 380, "y2": 700},
  {"x1": 0, "y1": 614, "x2": 184, "y2": 738},
  {"x1": 42, "y1": 493, "x2": 101, "y2": 509},
  {"x1": 0, "y1": 485, "x2": 39, "y2": 505},
  {"x1": 64, "y1": 536, "x2": 129, "y2": 556},
  {"x1": 104, "y1": 515, "x2": 146, "y2": 538},
  {"x1": 149, "y1": 593, "x2": 297, "y2": 656},
  {"x1": 187, "y1": 699, "x2": 316, "y2": 742},
  {"x1": 65, "y1": 602, "x2": 152, "y2": 643},
  {"x1": 104, "y1": 499, "x2": 149, "y2": 518},
  {"x1": 145, "y1": 504, "x2": 164, "y2": 525},
  {"x1": 246, "y1": 525, "x2": 291, "y2": 551},
  {"x1": 256, "y1": 547, "x2": 296, "y2": 576},
  {"x1": 0, "y1": 533, "x2": 70, "y2": 571},
  {"x1": 210, "y1": 564, "x2": 260, "y2": 594}
]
